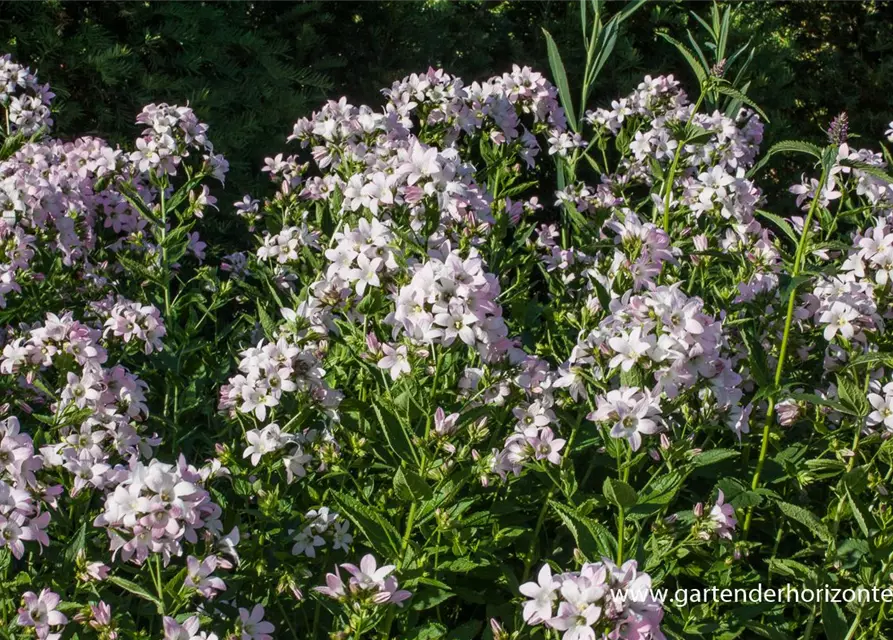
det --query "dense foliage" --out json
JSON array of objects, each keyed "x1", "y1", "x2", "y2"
[{"x1": 3, "y1": 3, "x2": 893, "y2": 640}]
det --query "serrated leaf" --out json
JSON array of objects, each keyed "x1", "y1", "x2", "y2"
[
  {"x1": 256, "y1": 302, "x2": 277, "y2": 339},
  {"x1": 768, "y1": 558, "x2": 816, "y2": 581},
  {"x1": 550, "y1": 500, "x2": 617, "y2": 559},
  {"x1": 788, "y1": 391, "x2": 854, "y2": 416},
  {"x1": 835, "y1": 374, "x2": 868, "y2": 417},
  {"x1": 63, "y1": 523, "x2": 87, "y2": 565},
  {"x1": 393, "y1": 468, "x2": 433, "y2": 502},
  {"x1": 748, "y1": 139, "x2": 823, "y2": 177},
  {"x1": 411, "y1": 587, "x2": 454, "y2": 611},
  {"x1": 689, "y1": 449, "x2": 740, "y2": 468},
  {"x1": 840, "y1": 159, "x2": 893, "y2": 184},
  {"x1": 822, "y1": 599, "x2": 848, "y2": 640},
  {"x1": 372, "y1": 403, "x2": 418, "y2": 466},
  {"x1": 331, "y1": 490, "x2": 401, "y2": 556},
  {"x1": 446, "y1": 621, "x2": 482, "y2": 639},
  {"x1": 591, "y1": 277, "x2": 612, "y2": 312},
  {"x1": 756, "y1": 210, "x2": 800, "y2": 247},
  {"x1": 845, "y1": 486, "x2": 877, "y2": 537},
  {"x1": 777, "y1": 501, "x2": 832, "y2": 542},
  {"x1": 405, "y1": 621, "x2": 448, "y2": 639},
  {"x1": 712, "y1": 84, "x2": 769, "y2": 123},
  {"x1": 845, "y1": 351, "x2": 893, "y2": 370},
  {"x1": 603, "y1": 477, "x2": 638, "y2": 508},
  {"x1": 740, "y1": 328, "x2": 771, "y2": 390},
  {"x1": 658, "y1": 32, "x2": 707, "y2": 86}
]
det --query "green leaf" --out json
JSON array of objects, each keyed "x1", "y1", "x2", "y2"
[
  {"x1": 372, "y1": 403, "x2": 419, "y2": 466},
  {"x1": 740, "y1": 328, "x2": 771, "y2": 390},
  {"x1": 603, "y1": 477, "x2": 638, "y2": 508},
  {"x1": 591, "y1": 277, "x2": 612, "y2": 312},
  {"x1": 550, "y1": 500, "x2": 617, "y2": 559},
  {"x1": 256, "y1": 302, "x2": 277, "y2": 339},
  {"x1": 839, "y1": 159, "x2": 893, "y2": 184},
  {"x1": 835, "y1": 374, "x2": 868, "y2": 417},
  {"x1": 777, "y1": 501, "x2": 832, "y2": 543},
  {"x1": 688, "y1": 449, "x2": 740, "y2": 468},
  {"x1": 331, "y1": 491, "x2": 401, "y2": 557},
  {"x1": 63, "y1": 523, "x2": 87, "y2": 565},
  {"x1": 393, "y1": 468, "x2": 433, "y2": 502},
  {"x1": 437, "y1": 557, "x2": 490, "y2": 573},
  {"x1": 411, "y1": 587, "x2": 454, "y2": 611},
  {"x1": 845, "y1": 352, "x2": 893, "y2": 370},
  {"x1": 748, "y1": 139, "x2": 823, "y2": 177},
  {"x1": 756, "y1": 210, "x2": 800, "y2": 247},
  {"x1": 713, "y1": 83, "x2": 769, "y2": 122},
  {"x1": 542, "y1": 28, "x2": 577, "y2": 132},
  {"x1": 446, "y1": 621, "x2": 482, "y2": 640},
  {"x1": 845, "y1": 486, "x2": 877, "y2": 537},
  {"x1": 107, "y1": 575, "x2": 164, "y2": 613},
  {"x1": 788, "y1": 391, "x2": 854, "y2": 416},
  {"x1": 768, "y1": 558, "x2": 816, "y2": 581},
  {"x1": 404, "y1": 621, "x2": 448, "y2": 639},
  {"x1": 615, "y1": 0, "x2": 647, "y2": 23},
  {"x1": 821, "y1": 599, "x2": 849, "y2": 640},
  {"x1": 657, "y1": 32, "x2": 707, "y2": 86},
  {"x1": 629, "y1": 471, "x2": 685, "y2": 518}
]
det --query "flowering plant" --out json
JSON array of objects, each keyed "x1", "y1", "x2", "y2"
[{"x1": 3, "y1": 4, "x2": 893, "y2": 639}]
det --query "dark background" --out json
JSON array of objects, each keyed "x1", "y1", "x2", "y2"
[{"x1": 3, "y1": 1, "x2": 891, "y2": 199}]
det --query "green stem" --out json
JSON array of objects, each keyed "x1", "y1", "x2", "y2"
[
  {"x1": 617, "y1": 504, "x2": 625, "y2": 564},
  {"x1": 662, "y1": 90, "x2": 706, "y2": 232},
  {"x1": 398, "y1": 501, "x2": 418, "y2": 568},
  {"x1": 152, "y1": 554, "x2": 165, "y2": 615},
  {"x1": 522, "y1": 487, "x2": 556, "y2": 582},
  {"x1": 743, "y1": 162, "x2": 829, "y2": 538},
  {"x1": 844, "y1": 609, "x2": 864, "y2": 640}
]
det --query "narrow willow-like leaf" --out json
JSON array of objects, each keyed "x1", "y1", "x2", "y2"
[
  {"x1": 658, "y1": 32, "x2": 708, "y2": 86},
  {"x1": 542, "y1": 28, "x2": 577, "y2": 132}
]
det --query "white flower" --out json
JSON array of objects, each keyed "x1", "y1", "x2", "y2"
[{"x1": 378, "y1": 344, "x2": 411, "y2": 380}]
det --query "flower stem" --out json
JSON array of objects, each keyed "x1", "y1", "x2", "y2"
[
  {"x1": 662, "y1": 89, "x2": 706, "y2": 233},
  {"x1": 743, "y1": 163, "x2": 829, "y2": 539}
]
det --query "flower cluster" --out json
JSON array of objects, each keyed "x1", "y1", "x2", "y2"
[
  {"x1": 132, "y1": 103, "x2": 227, "y2": 182},
  {"x1": 566, "y1": 284, "x2": 746, "y2": 436},
  {"x1": 219, "y1": 337, "x2": 340, "y2": 422},
  {"x1": 519, "y1": 560, "x2": 664, "y2": 640},
  {"x1": 257, "y1": 223, "x2": 321, "y2": 264},
  {"x1": 589, "y1": 387, "x2": 663, "y2": 451},
  {"x1": 318, "y1": 217, "x2": 399, "y2": 301},
  {"x1": 290, "y1": 506, "x2": 352, "y2": 557},
  {"x1": 383, "y1": 65, "x2": 566, "y2": 165},
  {"x1": 93, "y1": 458, "x2": 224, "y2": 565},
  {"x1": 100, "y1": 298, "x2": 167, "y2": 354},
  {"x1": 315, "y1": 554, "x2": 411, "y2": 607},
  {"x1": 388, "y1": 248, "x2": 509, "y2": 362},
  {"x1": 0, "y1": 416, "x2": 50, "y2": 559},
  {"x1": 1, "y1": 54, "x2": 54, "y2": 137},
  {"x1": 693, "y1": 489, "x2": 738, "y2": 541}
]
